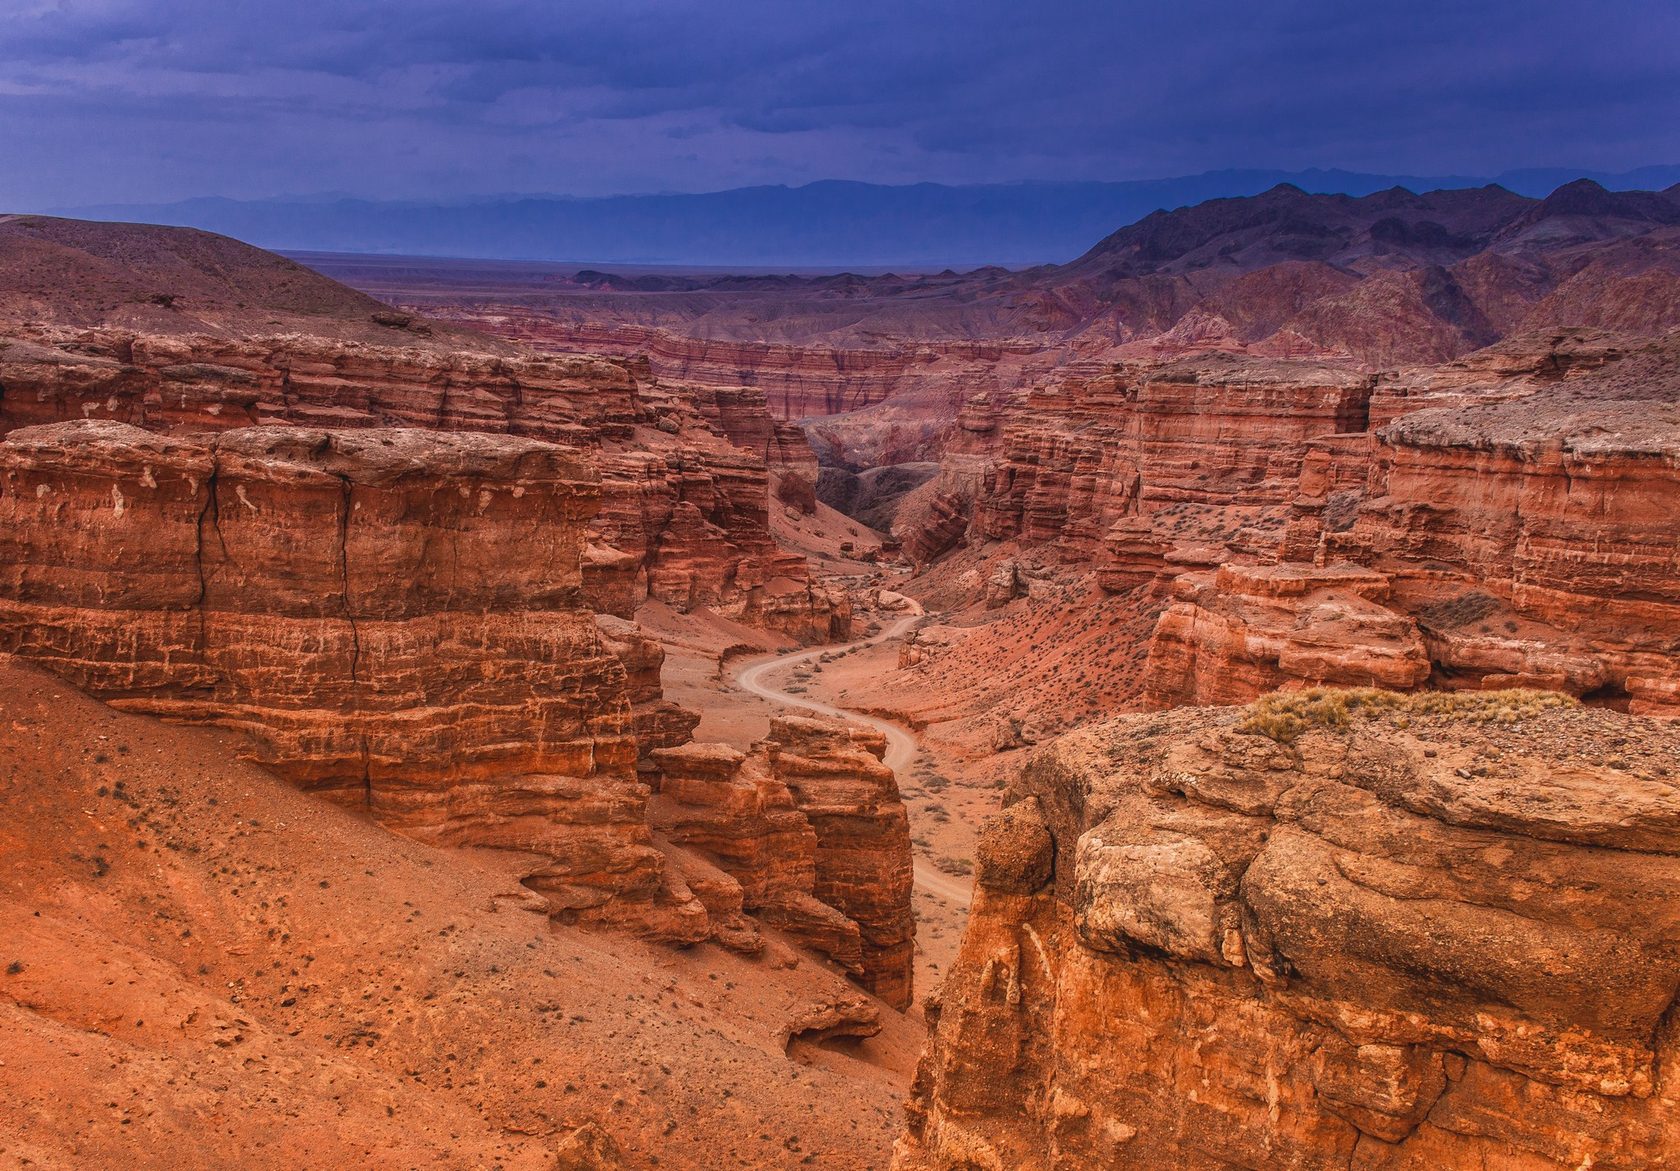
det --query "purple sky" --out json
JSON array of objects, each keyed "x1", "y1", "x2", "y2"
[{"x1": 2, "y1": 0, "x2": 1677, "y2": 207}]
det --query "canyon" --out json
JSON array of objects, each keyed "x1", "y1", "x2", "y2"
[
  {"x1": 937, "y1": 330, "x2": 1680, "y2": 718},
  {"x1": 4, "y1": 181, "x2": 1680, "y2": 1170}
]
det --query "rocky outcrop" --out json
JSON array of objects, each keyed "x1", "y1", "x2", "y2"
[
  {"x1": 596, "y1": 614, "x2": 702, "y2": 757},
  {"x1": 1222, "y1": 333, "x2": 1680, "y2": 710},
  {"x1": 1317, "y1": 387, "x2": 1680, "y2": 711},
  {"x1": 929, "y1": 356, "x2": 1372, "y2": 570},
  {"x1": 901, "y1": 488, "x2": 975, "y2": 565},
  {"x1": 899, "y1": 692, "x2": 1680, "y2": 1169},
  {"x1": 0, "y1": 325, "x2": 846, "y2": 641},
  {"x1": 761, "y1": 717, "x2": 916, "y2": 1009},
  {"x1": 1142, "y1": 563, "x2": 1432, "y2": 707},
  {"x1": 650, "y1": 739, "x2": 843, "y2": 958},
  {"x1": 0, "y1": 418, "x2": 914, "y2": 980},
  {"x1": 651, "y1": 716, "x2": 915, "y2": 1008},
  {"x1": 0, "y1": 328, "x2": 637, "y2": 438}
]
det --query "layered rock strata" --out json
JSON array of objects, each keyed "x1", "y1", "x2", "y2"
[
  {"x1": 762, "y1": 717, "x2": 916, "y2": 1009},
  {"x1": 651, "y1": 716, "x2": 915, "y2": 1009},
  {"x1": 1142, "y1": 563, "x2": 1431, "y2": 707},
  {"x1": 595, "y1": 614, "x2": 702, "y2": 758},
  {"x1": 1157, "y1": 338, "x2": 1680, "y2": 712},
  {"x1": 899, "y1": 693, "x2": 1680, "y2": 1169},
  {"x1": 1317, "y1": 390, "x2": 1680, "y2": 711},
  {"x1": 400, "y1": 312, "x2": 1057, "y2": 425},
  {"x1": 906, "y1": 355, "x2": 1369, "y2": 567},
  {"x1": 0, "y1": 326, "x2": 847, "y2": 641},
  {"x1": 0, "y1": 419, "x2": 698, "y2": 932},
  {"x1": 907, "y1": 332, "x2": 1680, "y2": 713}
]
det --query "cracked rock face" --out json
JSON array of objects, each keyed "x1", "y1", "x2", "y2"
[
  {"x1": 897, "y1": 697, "x2": 1680, "y2": 1170},
  {"x1": 0, "y1": 326, "x2": 849, "y2": 644},
  {"x1": 0, "y1": 420, "x2": 689, "y2": 931},
  {"x1": 0, "y1": 419, "x2": 915, "y2": 999}
]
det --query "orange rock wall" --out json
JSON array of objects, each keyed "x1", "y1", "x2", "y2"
[
  {"x1": 650, "y1": 716, "x2": 916, "y2": 1009},
  {"x1": 0, "y1": 420, "x2": 909, "y2": 978},
  {"x1": 763, "y1": 717, "x2": 916, "y2": 1009},
  {"x1": 429, "y1": 313, "x2": 1047, "y2": 422},
  {"x1": 899, "y1": 702, "x2": 1680, "y2": 1169},
  {"x1": 1319, "y1": 416, "x2": 1680, "y2": 710},
  {"x1": 924, "y1": 337, "x2": 1680, "y2": 713},
  {"x1": 916, "y1": 357, "x2": 1371, "y2": 569},
  {"x1": 0, "y1": 420, "x2": 692, "y2": 932}
]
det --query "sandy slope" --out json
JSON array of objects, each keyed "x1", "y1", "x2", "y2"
[{"x1": 0, "y1": 657, "x2": 921, "y2": 1170}]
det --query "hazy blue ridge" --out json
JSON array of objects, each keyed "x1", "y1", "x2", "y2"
[{"x1": 39, "y1": 166, "x2": 1680, "y2": 267}]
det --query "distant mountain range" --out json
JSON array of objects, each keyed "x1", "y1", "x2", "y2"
[
  {"x1": 42, "y1": 166, "x2": 1680, "y2": 267},
  {"x1": 312, "y1": 178, "x2": 1680, "y2": 371}
]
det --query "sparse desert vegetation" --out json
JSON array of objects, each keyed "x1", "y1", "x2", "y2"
[{"x1": 1237, "y1": 686, "x2": 1577, "y2": 744}]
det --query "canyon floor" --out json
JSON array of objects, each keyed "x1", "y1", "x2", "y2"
[{"x1": 631, "y1": 561, "x2": 985, "y2": 1003}]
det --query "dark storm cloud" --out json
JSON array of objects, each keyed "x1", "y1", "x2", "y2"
[{"x1": 1, "y1": 0, "x2": 1676, "y2": 205}]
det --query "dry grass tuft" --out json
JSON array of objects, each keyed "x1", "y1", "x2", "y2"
[{"x1": 1236, "y1": 686, "x2": 1575, "y2": 744}]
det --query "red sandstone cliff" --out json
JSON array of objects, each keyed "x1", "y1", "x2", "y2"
[
  {"x1": 650, "y1": 715, "x2": 914, "y2": 1008},
  {"x1": 1141, "y1": 333, "x2": 1680, "y2": 713},
  {"x1": 0, "y1": 420, "x2": 691, "y2": 934},
  {"x1": 0, "y1": 219, "x2": 911, "y2": 1012},
  {"x1": 295, "y1": 186, "x2": 1680, "y2": 581},
  {"x1": 0, "y1": 325, "x2": 848, "y2": 641},
  {"x1": 890, "y1": 331, "x2": 1680, "y2": 716}
]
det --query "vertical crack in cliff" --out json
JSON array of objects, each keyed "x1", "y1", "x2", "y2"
[
  {"x1": 500, "y1": 372, "x2": 527, "y2": 437},
  {"x1": 336, "y1": 473, "x2": 370, "y2": 807},
  {"x1": 194, "y1": 454, "x2": 222, "y2": 664},
  {"x1": 1336, "y1": 378, "x2": 1376, "y2": 434}
]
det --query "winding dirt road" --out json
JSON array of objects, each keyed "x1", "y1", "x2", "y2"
[{"x1": 733, "y1": 612, "x2": 974, "y2": 909}]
